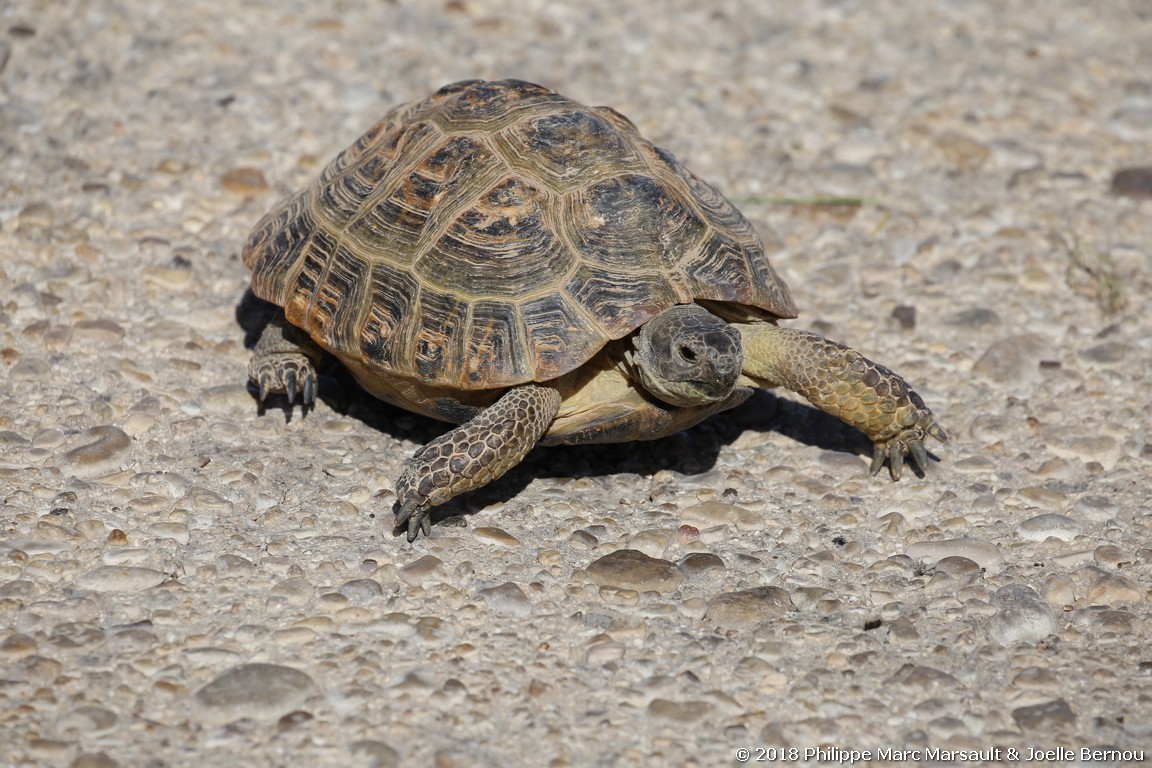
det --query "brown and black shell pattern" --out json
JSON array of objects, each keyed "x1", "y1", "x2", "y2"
[{"x1": 243, "y1": 79, "x2": 797, "y2": 391}]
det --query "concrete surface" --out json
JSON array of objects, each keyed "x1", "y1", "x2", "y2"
[{"x1": 1, "y1": 1, "x2": 1150, "y2": 765}]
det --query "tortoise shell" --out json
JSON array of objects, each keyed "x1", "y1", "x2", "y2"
[{"x1": 243, "y1": 79, "x2": 797, "y2": 391}]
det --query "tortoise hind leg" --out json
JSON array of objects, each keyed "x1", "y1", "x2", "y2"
[
  {"x1": 249, "y1": 314, "x2": 323, "y2": 404},
  {"x1": 739, "y1": 325, "x2": 946, "y2": 479},
  {"x1": 394, "y1": 384, "x2": 562, "y2": 541}
]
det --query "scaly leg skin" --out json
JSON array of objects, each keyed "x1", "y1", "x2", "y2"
[
  {"x1": 740, "y1": 325, "x2": 947, "y2": 479},
  {"x1": 249, "y1": 314, "x2": 323, "y2": 404},
  {"x1": 393, "y1": 384, "x2": 562, "y2": 541}
]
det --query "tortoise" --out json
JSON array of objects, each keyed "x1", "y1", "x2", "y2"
[{"x1": 242, "y1": 79, "x2": 946, "y2": 541}]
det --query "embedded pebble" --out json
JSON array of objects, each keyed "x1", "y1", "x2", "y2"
[
  {"x1": 647, "y1": 699, "x2": 714, "y2": 723},
  {"x1": 72, "y1": 754, "x2": 120, "y2": 768},
  {"x1": 1093, "y1": 545, "x2": 1133, "y2": 569},
  {"x1": 584, "y1": 550, "x2": 683, "y2": 593},
  {"x1": 1015, "y1": 513, "x2": 1083, "y2": 542},
  {"x1": 1110, "y1": 166, "x2": 1152, "y2": 198},
  {"x1": 72, "y1": 319, "x2": 126, "y2": 345},
  {"x1": 906, "y1": 539, "x2": 1002, "y2": 575},
  {"x1": 1073, "y1": 495, "x2": 1118, "y2": 524},
  {"x1": 194, "y1": 663, "x2": 317, "y2": 724},
  {"x1": 934, "y1": 130, "x2": 990, "y2": 170},
  {"x1": 943, "y1": 307, "x2": 1000, "y2": 329},
  {"x1": 56, "y1": 426, "x2": 132, "y2": 477},
  {"x1": 990, "y1": 585, "x2": 1057, "y2": 644},
  {"x1": 1086, "y1": 574, "x2": 1145, "y2": 604},
  {"x1": 677, "y1": 552, "x2": 726, "y2": 579},
  {"x1": 703, "y1": 586, "x2": 794, "y2": 629},
  {"x1": 75, "y1": 566, "x2": 166, "y2": 593},
  {"x1": 971, "y1": 333, "x2": 1050, "y2": 388},
  {"x1": 1011, "y1": 698, "x2": 1076, "y2": 732},
  {"x1": 477, "y1": 582, "x2": 532, "y2": 616},
  {"x1": 1078, "y1": 341, "x2": 1133, "y2": 367},
  {"x1": 56, "y1": 705, "x2": 118, "y2": 733},
  {"x1": 888, "y1": 665, "x2": 962, "y2": 696},
  {"x1": 932, "y1": 556, "x2": 983, "y2": 584},
  {"x1": 886, "y1": 617, "x2": 920, "y2": 642},
  {"x1": 471, "y1": 527, "x2": 520, "y2": 548},
  {"x1": 220, "y1": 167, "x2": 269, "y2": 194},
  {"x1": 9, "y1": 356, "x2": 51, "y2": 381},
  {"x1": 679, "y1": 501, "x2": 758, "y2": 530},
  {"x1": 349, "y1": 740, "x2": 402, "y2": 768},
  {"x1": 338, "y1": 578, "x2": 384, "y2": 604},
  {"x1": 1041, "y1": 428, "x2": 1122, "y2": 467},
  {"x1": 1042, "y1": 575, "x2": 1076, "y2": 606},
  {"x1": 1071, "y1": 606, "x2": 1135, "y2": 634}
]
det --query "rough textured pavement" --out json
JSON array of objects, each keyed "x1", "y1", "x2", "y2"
[{"x1": 1, "y1": 1, "x2": 1150, "y2": 765}]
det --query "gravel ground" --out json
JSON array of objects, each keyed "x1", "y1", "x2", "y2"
[{"x1": 2, "y1": 1, "x2": 1151, "y2": 766}]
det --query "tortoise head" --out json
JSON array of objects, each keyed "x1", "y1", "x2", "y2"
[{"x1": 629, "y1": 304, "x2": 744, "y2": 407}]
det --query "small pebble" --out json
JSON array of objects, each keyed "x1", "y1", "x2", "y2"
[
  {"x1": 75, "y1": 566, "x2": 166, "y2": 593},
  {"x1": 935, "y1": 130, "x2": 991, "y2": 170},
  {"x1": 933, "y1": 556, "x2": 983, "y2": 584},
  {"x1": 989, "y1": 585, "x2": 1057, "y2": 644},
  {"x1": 677, "y1": 552, "x2": 726, "y2": 579},
  {"x1": 886, "y1": 617, "x2": 920, "y2": 642},
  {"x1": 906, "y1": 539, "x2": 1002, "y2": 575},
  {"x1": 647, "y1": 699, "x2": 714, "y2": 724},
  {"x1": 1086, "y1": 574, "x2": 1145, "y2": 604},
  {"x1": 220, "y1": 167, "x2": 269, "y2": 194},
  {"x1": 471, "y1": 527, "x2": 520, "y2": 547},
  {"x1": 56, "y1": 426, "x2": 132, "y2": 477},
  {"x1": 1042, "y1": 575, "x2": 1076, "y2": 606},
  {"x1": 703, "y1": 586, "x2": 794, "y2": 629},
  {"x1": 1071, "y1": 606, "x2": 1135, "y2": 634},
  {"x1": 477, "y1": 582, "x2": 532, "y2": 616},
  {"x1": 1041, "y1": 428, "x2": 1122, "y2": 468},
  {"x1": 56, "y1": 705, "x2": 119, "y2": 734},
  {"x1": 398, "y1": 555, "x2": 443, "y2": 586},
  {"x1": 349, "y1": 740, "x2": 401, "y2": 768},
  {"x1": 1011, "y1": 666, "x2": 1062, "y2": 693},
  {"x1": 9, "y1": 356, "x2": 51, "y2": 381},
  {"x1": 194, "y1": 663, "x2": 317, "y2": 724},
  {"x1": 943, "y1": 307, "x2": 1000, "y2": 329},
  {"x1": 971, "y1": 333, "x2": 1050, "y2": 388},
  {"x1": 584, "y1": 549, "x2": 682, "y2": 593},
  {"x1": 1015, "y1": 513, "x2": 1083, "y2": 542},
  {"x1": 888, "y1": 665, "x2": 962, "y2": 696},
  {"x1": 1093, "y1": 545, "x2": 1133, "y2": 569},
  {"x1": 1110, "y1": 166, "x2": 1152, "y2": 198},
  {"x1": 71, "y1": 753, "x2": 120, "y2": 768},
  {"x1": 72, "y1": 319, "x2": 126, "y2": 345},
  {"x1": 1011, "y1": 698, "x2": 1076, "y2": 732},
  {"x1": 890, "y1": 305, "x2": 916, "y2": 330},
  {"x1": 338, "y1": 578, "x2": 383, "y2": 604}
]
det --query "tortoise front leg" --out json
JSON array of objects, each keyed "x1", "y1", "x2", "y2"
[
  {"x1": 249, "y1": 314, "x2": 323, "y2": 404},
  {"x1": 393, "y1": 384, "x2": 562, "y2": 541},
  {"x1": 739, "y1": 325, "x2": 946, "y2": 478}
]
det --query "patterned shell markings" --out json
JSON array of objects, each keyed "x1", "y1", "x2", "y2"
[{"x1": 243, "y1": 79, "x2": 797, "y2": 391}]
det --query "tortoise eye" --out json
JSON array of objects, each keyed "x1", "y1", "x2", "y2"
[{"x1": 678, "y1": 345, "x2": 698, "y2": 362}]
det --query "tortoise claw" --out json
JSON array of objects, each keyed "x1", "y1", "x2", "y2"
[
  {"x1": 249, "y1": 354, "x2": 317, "y2": 405},
  {"x1": 890, "y1": 444, "x2": 905, "y2": 481},
  {"x1": 910, "y1": 439, "x2": 930, "y2": 472},
  {"x1": 393, "y1": 497, "x2": 431, "y2": 542},
  {"x1": 869, "y1": 444, "x2": 887, "y2": 476},
  {"x1": 285, "y1": 369, "x2": 299, "y2": 403},
  {"x1": 870, "y1": 410, "x2": 947, "y2": 481}
]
